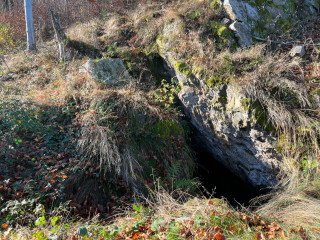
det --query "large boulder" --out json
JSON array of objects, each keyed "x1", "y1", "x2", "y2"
[
  {"x1": 223, "y1": 0, "x2": 318, "y2": 46},
  {"x1": 83, "y1": 58, "x2": 131, "y2": 84},
  {"x1": 157, "y1": 22, "x2": 282, "y2": 188}
]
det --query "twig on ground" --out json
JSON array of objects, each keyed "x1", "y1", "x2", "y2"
[
  {"x1": 0, "y1": 55, "x2": 11, "y2": 72},
  {"x1": 253, "y1": 36, "x2": 320, "y2": 46}
]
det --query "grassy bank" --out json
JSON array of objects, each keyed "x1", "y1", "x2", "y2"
[{"x1": 1, "y1": 0, "x2": 320, "y2": 239}]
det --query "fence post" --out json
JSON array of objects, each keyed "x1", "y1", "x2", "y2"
[{"x1": 48, "y1": 6, "x2": 69, "y2": 60}]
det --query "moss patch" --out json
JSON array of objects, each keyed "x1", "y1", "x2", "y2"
[
  {"x1": 174, "y1": 61, "x2": 192, "y2": 78},
  {"x1": 210, "y1": 0, "x2": 221, "y2": 10}
]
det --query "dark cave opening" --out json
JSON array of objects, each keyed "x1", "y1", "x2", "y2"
[{"x1": 189, "y1": 127, "x2": 266, "y2": 207}]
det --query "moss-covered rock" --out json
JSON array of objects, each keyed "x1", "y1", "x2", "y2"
[{"x1": 174, "y1": 61, "x2": 192, "y2": 78}]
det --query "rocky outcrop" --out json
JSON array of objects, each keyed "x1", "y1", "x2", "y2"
[
  {"x1": 83, "y1": 58, "x2": 131, "y2": 84},
  {"x1": 176, "y1": 82, "x2": 281, "y2": 188},
  {"x1": 157, "y1": 21, "x2": 282, "y2": 188},
  {"x1": 223, "y1": 0, "x2": 319, "y2": 46},
  {"x1": 229, "y1": 21, "x2": 252, "y2": 47}
]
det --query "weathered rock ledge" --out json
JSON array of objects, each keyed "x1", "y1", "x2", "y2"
[{"x1": 157, "y1": 21, "x2": 282, "y2": 188}]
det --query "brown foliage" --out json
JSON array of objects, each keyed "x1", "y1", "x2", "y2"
[{"x1": 0, "y1": 0, "x2": 138, "y2": 42}]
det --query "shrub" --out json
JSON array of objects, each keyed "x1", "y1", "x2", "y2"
[
  {"x1": 0, "y1": 24, "x2": 16, "y2": 54},
  {"x1": 0, "y1": 9, "x2": 26, "y2": 47}
]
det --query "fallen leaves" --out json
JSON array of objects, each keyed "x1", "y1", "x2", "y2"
[
  {"x1": 298, "y1": 227, "x2": 309, "y2": 240},
  {"x1": 255, "y1": 232, "x2": 266, "y2": 240},
  {"x1": 214, "y1": 231, "x2": 226, "y2": 240},
  {"x1": 312, "y1": 227, "x2": 320, "y2": 235},
  {"x1": 1, "y1": 223, "x2": 8, "y2": 230},
  {"x1": 179, "y1": 226, "x2": 193, "y2": 238}
]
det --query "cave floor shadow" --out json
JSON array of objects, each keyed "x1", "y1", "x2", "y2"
[{"x1": 191, "y1": 135, "x2": 267, "y2": 208}]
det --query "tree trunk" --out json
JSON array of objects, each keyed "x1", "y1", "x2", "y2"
[
  {"x1": 24, "y1": 0, "x2": 36, "y2": 51},
  {"x1": 48, "y1": 6, "x2": 69, "y2": 61}
]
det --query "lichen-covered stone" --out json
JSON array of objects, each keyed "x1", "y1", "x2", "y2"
[
  {"x1": 83, "y1": 58, "x2": 131, "y2": 84},
  {"x1": 177, "y1": 81, "x2": 281, "y2": 188}
]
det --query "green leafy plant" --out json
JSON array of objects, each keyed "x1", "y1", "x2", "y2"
[
  {"x1": 107, "y1": 42, "x2": 118, "y2": 57},
  {"x1": 35, "y1": 216, "x2": 46, "y2": 226},
  {"x1": 132, "y1": 204, "x2": 142, "y2": 214},
  {"x1": 77, "y1": 226, "x2": 88, "y2": 237},
  {"x1": 153, "y1": 78, "x2": 180, "y2": 108},
  {"x1": 32, "y1": 230, "x2": 48, "y2": 240},
  {"x1": 0, "y1": 199, "x2": 44, "y2": 225},
  {"x1": 300, "y1": 155, "x2": 319, "y2": 174}
]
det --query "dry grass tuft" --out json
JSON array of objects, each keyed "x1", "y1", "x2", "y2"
[
  {"x1": 78, "y1": 102, "x2": 143, "y2": 188},
  {"x1": 99, "y1": 14, "x2": 123, "y2": 47},
  {"x1": 75, "y1": 85, "x2": 194, "y2": 196},
  {"x1": 144, "y1": 186, "x2": 226, "y2": 219},
  {"x1": 66, "y1": 19, "x2": 102, "y2": 48},
  {"x1": 256, "y1": 188, "x2": 320, "y2": 229},
  {"x1": 229, "y1": 45, "x2": 320, "y2": 230}
]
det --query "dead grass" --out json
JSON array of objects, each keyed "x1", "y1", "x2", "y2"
[
  {"x1": 228, "y1": 45, "x2": 320, "y2": 230},
  {"x1": 256, "y1": 188, "x2": 320, "y2": 230},
  {"x1": 76, "y1": 85, "x2": 193, "y2": 195},
  {"x1": 99, "y1": 14, "x2": 123, "y2": 47},
  {"x1": 2, "y1": 188, "x2": 310, "y2": 239},
  {"x1": 124, "y1": 3, "x2": 320, "y2": 228},
  {"x1": 213, "y1": 45, "x2": 320, "y2": 163},
  {"x1": 1, "y1": 39, "x2": 195, "y2": 205},
  {"x1": 66, "y1": 19, "x2": 102, "y2": 48}
]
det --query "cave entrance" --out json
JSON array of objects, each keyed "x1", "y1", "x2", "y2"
[
  {"x1": 190, "y1": 128, "x2": 264, "y2": 207},
  {"x1": 150, "y1": 55, "x2": 266, "y2": 207}
]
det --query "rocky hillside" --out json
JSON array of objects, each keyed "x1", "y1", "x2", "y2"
[{"x1": 1, "y1": 0, "x2": 320, "y2": 239}]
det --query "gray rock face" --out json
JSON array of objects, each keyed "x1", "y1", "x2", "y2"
[
  {"x1": 157, "y1": 22, "x2": 282, "y2": 188},
  {"x1": 83, "y1": 58, "x2": 131, "y2": 84},
  {"x1": 229, "y1": 21, "x2": 253, "y2": 47},
  {"x1": 155, "y1": 0, "x2": 318, "y2": 187},
  {"x1": 223, "y1": 0, "x2": 318, "y2": 46},
  {"x1": 176, "y1": 81, "x2": 281, "y2": 188}
]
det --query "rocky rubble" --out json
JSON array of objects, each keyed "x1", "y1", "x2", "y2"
[{"x1": 223, "y1": 0, "x2": 319, "y2": 46}]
